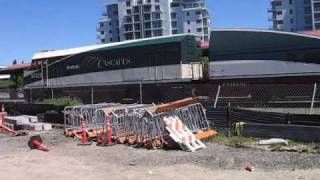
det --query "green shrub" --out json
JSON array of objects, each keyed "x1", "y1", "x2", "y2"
[
  {"x1": 0, "y1": 79, "x2": 15, "y2": 89},
  {"x1": 40, "y1": 97, "x2": 82, "y2": 106},
  {"x1": 202, "y1": 57, "x2": 209, "y2": 80}
]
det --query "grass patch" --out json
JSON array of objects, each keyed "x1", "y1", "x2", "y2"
[
  {"x1": 39, "y1": 97, "x2": 83, "y2": 106},
  {"x1": 0, "y1": 79, "x2": 15, "y2": 89},
  {"x1": 208, "y1": 134, "x2": 259, "y2": 148}
]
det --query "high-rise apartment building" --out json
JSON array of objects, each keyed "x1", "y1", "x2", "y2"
[
  {"x1": 97, "y1": 0, "x2": 211, "y2": 44},
  {"x1": 269, "y1": 0, "x2": 320, "y2": 32}
]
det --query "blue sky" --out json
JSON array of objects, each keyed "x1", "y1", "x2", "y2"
[{"x1": 0, "y1": 0, "x2": 270, "y2": 66}]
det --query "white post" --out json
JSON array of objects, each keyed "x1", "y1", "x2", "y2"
[
  {"x1": 30, "y1": 89, "x2": 33, "y2": 103},
  {"x1": 46, "y1": 59, "x2": 49, "y2": 87},
  {"x1": 310, "y1": 83, "x2": 317, "y2": 115},
  {"x1": 214, "y1": 85, "x2": 221, "y2": 108},
  {"x1": 91, "y1": 87, "x2": 94, "y2": 105},
  {"x1": 139, "y1": 82, "x2": 143, "y2": 104}
]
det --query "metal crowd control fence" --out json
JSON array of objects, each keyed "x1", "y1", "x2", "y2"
[
  {"x1": 95, "y1": 104, "x2": 152, "y2": 142},
  {"x1": 93, "y1": 102, "x2": 209, "y2": 148},
  {"x1": 64, "y1": 103, "x2": 120, "y2": 136}
]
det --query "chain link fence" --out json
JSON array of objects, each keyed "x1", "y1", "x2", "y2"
[
  {"x1": 206, "y1": 83, "x2": 319, "y2": 114},
  {"x1": 0, "y1": 88, "x2": 24, "y2": 100}
]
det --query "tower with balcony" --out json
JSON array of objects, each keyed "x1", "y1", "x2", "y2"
[
  {"x1": 269, "y1": 0, "x2": 313, "y2": 32},
  {"x1": 97, "y1": 0, "x2": 211, "y2": 43}
]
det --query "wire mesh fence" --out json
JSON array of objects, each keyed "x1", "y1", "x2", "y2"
[
  {"x1": 0, "y1": 88, "x2": 24, "y2": 100},
  {"x1": 209, "y1": 83, "x2": 319, "y2": 110}
]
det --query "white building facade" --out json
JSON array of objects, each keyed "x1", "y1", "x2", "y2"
[
  {"x1": 269, "y1": 0, "x2": 320, "y2": 32},
  {"x1": 97, "y1": 0, "x2": 211, "y2": 43}
]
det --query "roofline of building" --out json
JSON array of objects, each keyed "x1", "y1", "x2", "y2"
[
  {"x1": 103, "y1": 2, "x2": 118, "y2": 7},
  {"x1": 32, "y1": 33, "x2": 201, "y2": 60},
  {"x1": 182, "y1": 7, "x2": 208, "y2": 11},
  {"x1": 211, "y1": 28, "x2": 320, "y2": 40}
]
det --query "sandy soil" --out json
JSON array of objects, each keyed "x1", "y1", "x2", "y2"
[{"x1": 1, "y1": 130, "x2": 320, "y2": 180}]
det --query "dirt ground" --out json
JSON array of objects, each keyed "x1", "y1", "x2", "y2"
[{"x1": 1, "y1": 129, "x2": 320, "y2": 180}]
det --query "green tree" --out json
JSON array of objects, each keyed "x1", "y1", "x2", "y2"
[{"x1": 202, "y1": 57, "x2": 209, "y2": 80}]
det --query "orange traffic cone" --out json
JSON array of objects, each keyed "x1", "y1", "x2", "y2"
[
  {"x1": 28, "y1": 135, "x2": 49, "y2": 152},
  {"x1": 77, "y1": 116, "x2": 91, "y2": 146},
  {"x1": 1, "y1": 104, "x2": 5, "y2": 112}
]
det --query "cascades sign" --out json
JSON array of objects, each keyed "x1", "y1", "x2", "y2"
[{"x1": 84, "y1": 56, "x2": 132, "y2": 69}]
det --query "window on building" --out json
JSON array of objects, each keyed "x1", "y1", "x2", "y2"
[
  {"x1": 134, "y1": 15, "x2": 140, "y2": 22},
  {"x1": 145, "y1": 22, "x2": 151, "y2": 29},
  {"x1": 126, "y1": 17, "x2": 132, "y2": 23},
  {"x1": 155, "y1": 0, "x2": 159, "y2": 2},
  {"x1": 196, "y1": 11, "x2": 201, "y2": 15},
  {"x1": 197, "y1": 28, "x2": 202, "y2": 32},
  {"x1": 171, "y1": 12, "x2": 177, "y2": 19},
  {"x1": 289, "y1": 9, "x2": 293, "y2": 14},
  {"x1": 196, "y1": 19, "x2": 202, "y2": 24},
  {"x1": 134, "y1": 24, "x2": 141, "y2": 30},
  {"x1": 145, "y1": 30, "x2": 152, "y2": 38},
  {"x1": 152, "y1": 21, "x2": 162, "y2": 28},
  {"x1": 314, "y1": 13, "x2": 320, "y2": 21},
  {"x1": 172, "y1": 30, "x2": 178, "y2": 34},
  {"x1": 277, "y1": 20, "x2": 283, "y2": 24},
  {"x1": 135, "y1": 32, "x2": 141, "y2": 38},
  {"x1": 305, "y1": 16, "x2": 312, "y2": 24},
  {"x1": 127, "y1": 9, "x2": 132, "y2": 14},
  {"x1": 187, "y1": 20, "x2": 190, "y2": 24},
  {"x1": 188, "y1": 29, "x2": 191, "y2": 33},
  {"x1": 101, "y1": 31, "x2": 104, "y2": 34},
  {"x1": 171, "y1": 21, "x2": 177, "y2": 28},
  {"x1": 125, "y1": 33, "x2": 134, "y2": 40},
  {"x1": 305, "y1": 7, "x2": 311, "y2": 14},
  {"x1": 289, "y1": 0, "x2": 292, "y2": 5},
  {"x1": 134, "y1": 7, "x2": 140, "y2": 13},
  {"x1": 113, "y1": 11, "x2": 118, "y2": 16},
  {"x1": 186, "y1": 12, "x2": 190, "y2": 16},
  {"x1": 144, "y1": 5, "x2": 151, "y2": 12},
  {"x1": 155, "y1": 5, "x2": 160, "y2": 11},
  {"x1": 277, "y1": 11, "x2": 282, "y2": 15},
  {"x1": 109, "y1": 22, "x2": 112, "y2": 26},
  {"x1": 100, "y1": 22, "x2": 104, "y2": 27},
  {"x1": 109, "y1": 30, "x2": 112, "y2": 34},
  {"x1": 171, "y1": 2, "x2": 180, "y2": 7},
  {"x1": 126, "y1": 1, "x2": 131, "y2": 7},
  {"x1": 147, "y1": 0, "x2": 151, "y2": 3},
  {"x1": 290, "y1": 18, "x2": 294, "y2": 24},
  {"x1": 101, "y1": 39, "x2": 105, "y2": 43},
  {"x1": 314, "y1": 3, "x2": 320, "y2": 11},
  {"x1": 124, "y1": 24, "x2": 133, "y2": 31},
  {"x1": 272, "y1": 1, "x2": 282, "y2": 6},
  {"x1": 144, "y1": 14, "x2": 151, "y2": 21},
  {"x1": 110, "y1": 38, "x2": 113, "y2": 42},
  {"x1": 154, "y1": 13, "x2": 161, "y2": 19},
  {"x1": 153, "y1": 30, "x2": 162, "y2": 36},
  {"x1": 304, "y1": 0, "x2": 310, "y2": 5}
]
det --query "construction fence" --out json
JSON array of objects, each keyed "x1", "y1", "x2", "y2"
[
  {"x1": 0, "y1": 88, "x2": 24, "y2": 100},
  {"x1": 200, "y1": 83, "x2": 320, "y2": 109},
  {"x1": 25, "y1": 83, "x2": 319, "y2": 110}
]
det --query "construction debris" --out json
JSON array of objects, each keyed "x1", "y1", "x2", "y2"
[
  {"x1": 259, "y1": 138, "x2": 289, "y2": 146},
  {"x1": 163, "y1": 116, "x2": 206, "y2": 152},
  {"x1": 64, "y1": 98, "x2": 217, "y2": 152},
  {"x1": 6, "y1": 115, "x2": 52, "y2": 131}
]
